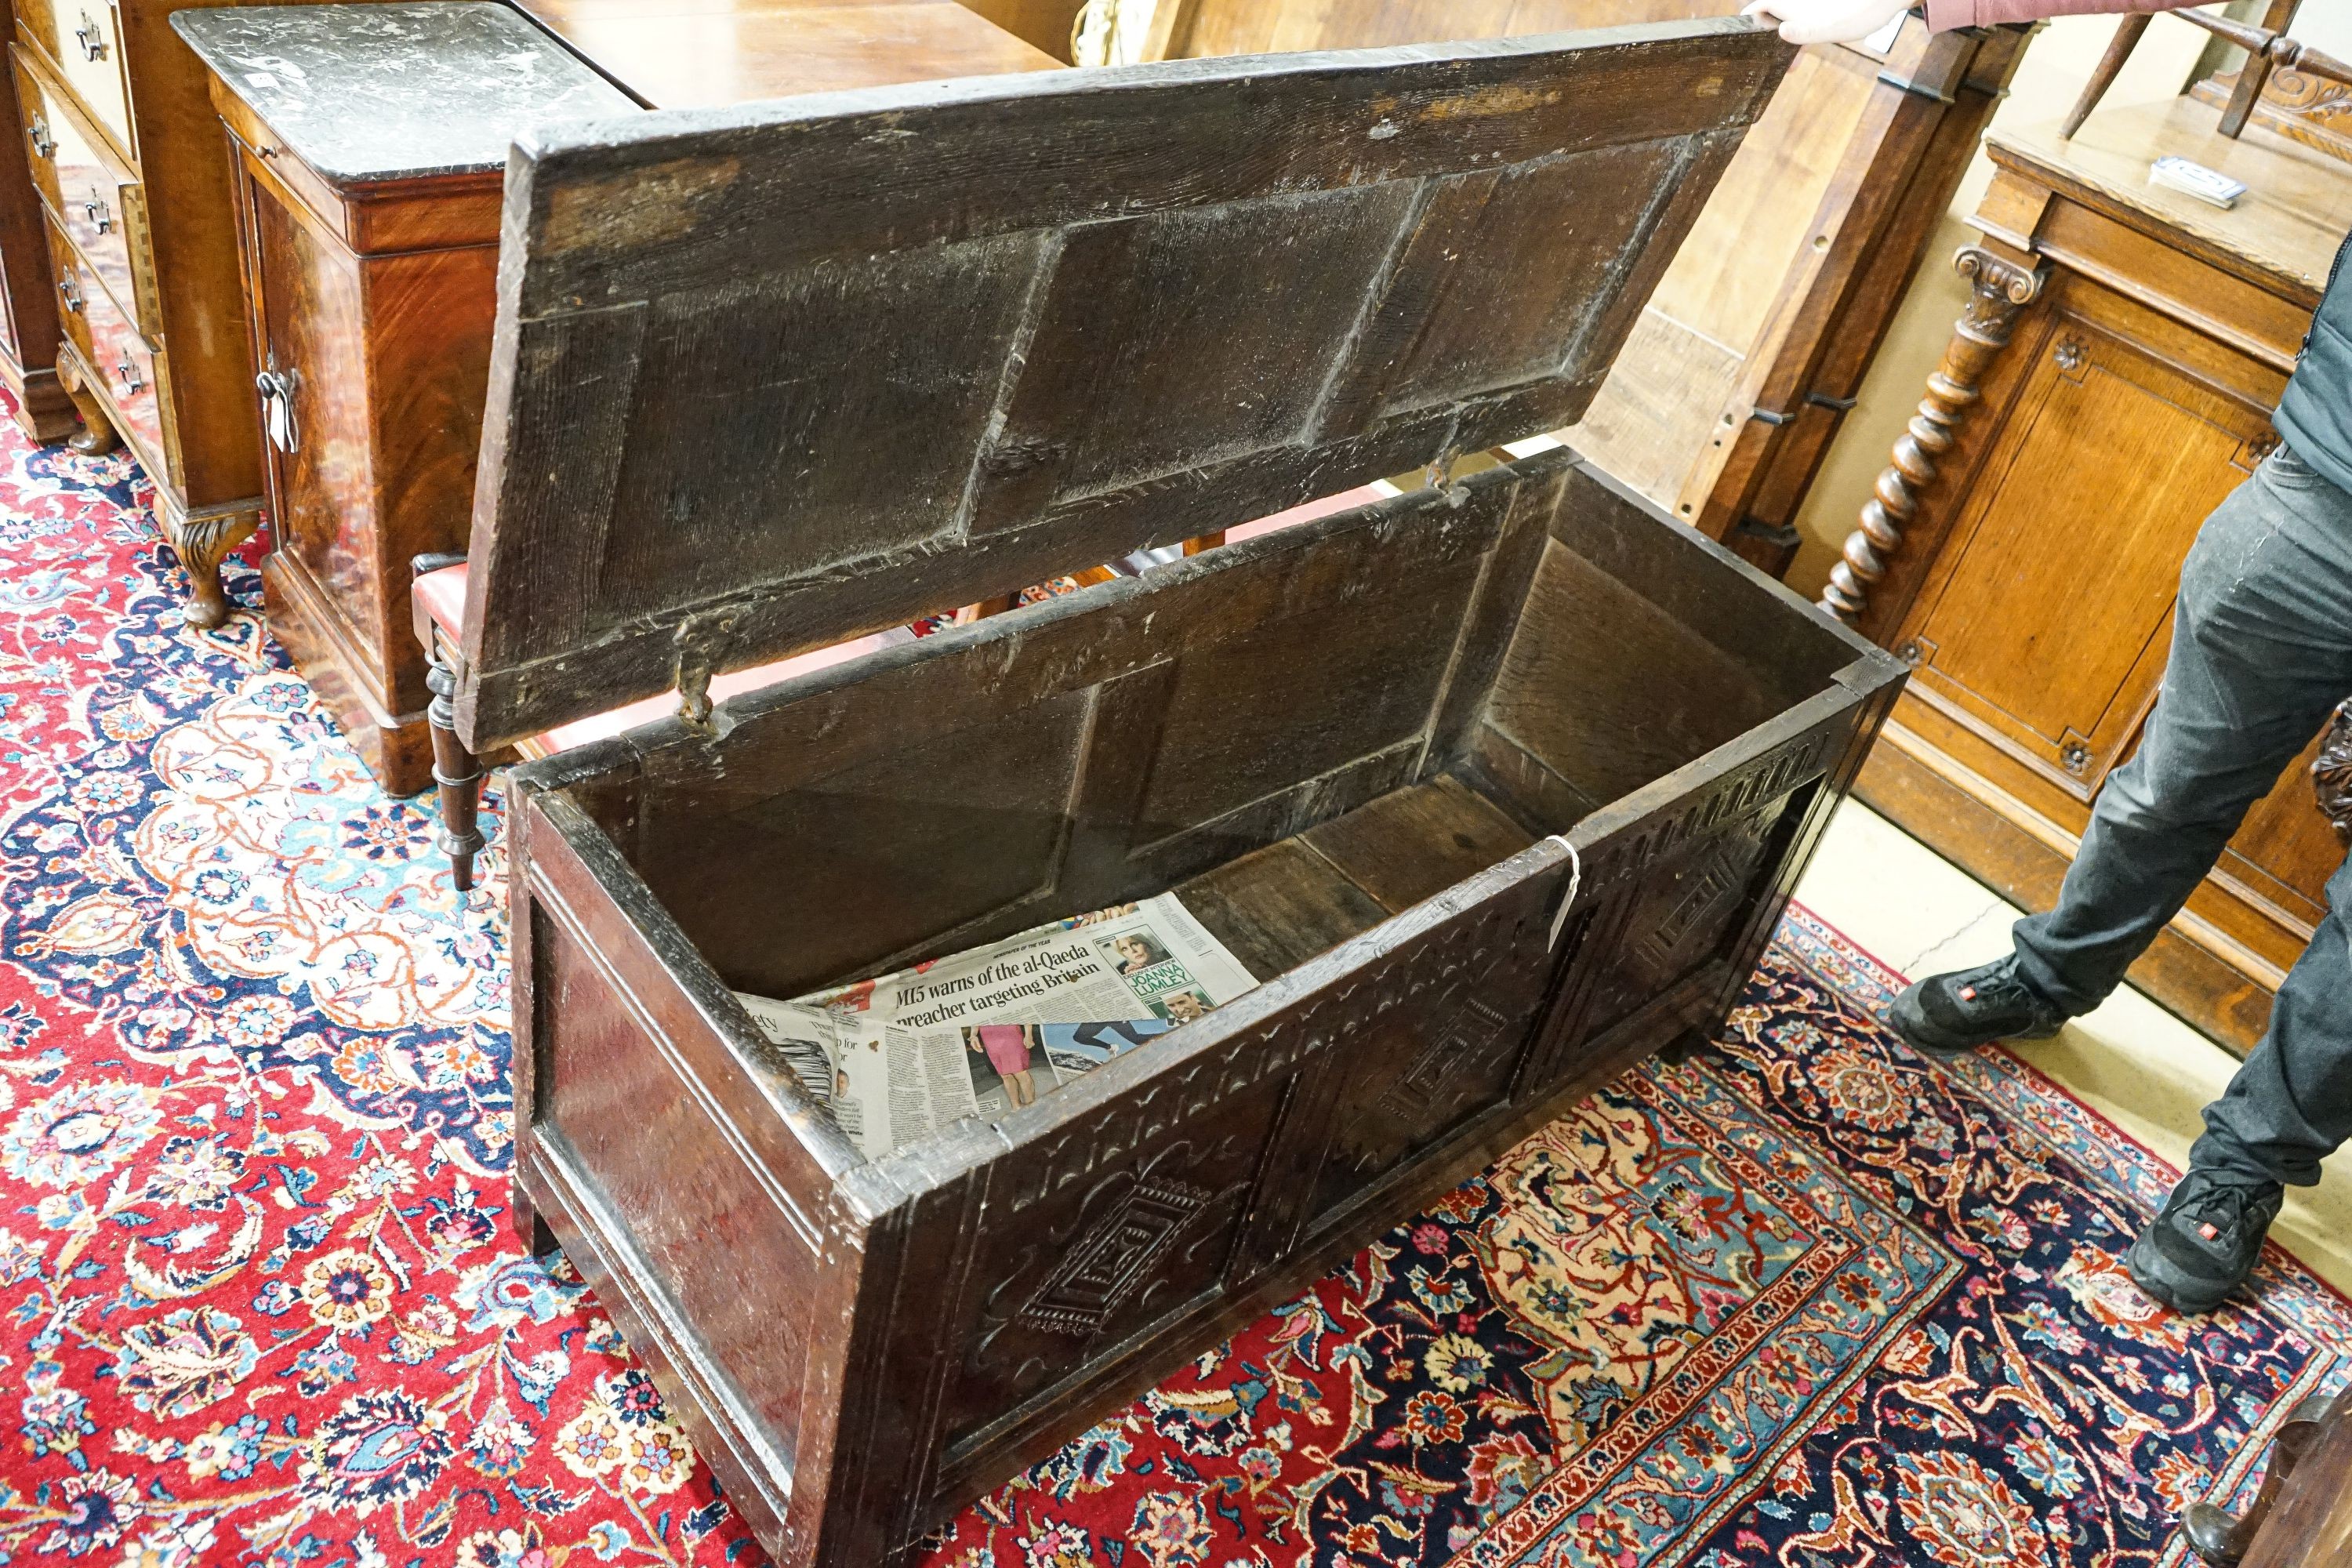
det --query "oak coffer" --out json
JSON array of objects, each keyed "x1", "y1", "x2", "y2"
[{"x1": 459, "y1": 22, "x2": 1904, "y2": 1565}]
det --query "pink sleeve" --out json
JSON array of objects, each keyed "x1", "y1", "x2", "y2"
[{"x1": 1923, "y1": 0, "x2": 2202, "y2": 29}]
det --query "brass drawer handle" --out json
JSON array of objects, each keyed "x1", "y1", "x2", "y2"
[
  {"x1": 56, "y1": 277, "x2": 81, "y2": 314},
  {"x1": 114, "y1": 357, "x2": 141, "y2": 397},
  {"x1": 256, "y1": 365, "x2": 298, "y2": 453},
  {"x1": 26, "y1": 115, "x2": 53, "y2": 159},
  {"x1": 73, "y1": 10, "x2": 106, "y2": 61},
  {"x1": 83, "y1": 191, "x2": 111, "y2": 234}
]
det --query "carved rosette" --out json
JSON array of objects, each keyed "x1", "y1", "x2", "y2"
[
  {"x1": 1820, "y1": 247, "x2": 2046, "y2": 631},
  {"x1": 2315, "y1": 697, "x2": 2352, "y2": 844}
]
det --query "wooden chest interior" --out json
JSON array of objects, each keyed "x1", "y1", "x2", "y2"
[{"x1": 553, "y1": 456, "x2": 1857, "y2": 1007}]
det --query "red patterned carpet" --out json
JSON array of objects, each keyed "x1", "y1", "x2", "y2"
[{"x1": 0, "y1": 419, "x2": 2342, "y2": 1568}]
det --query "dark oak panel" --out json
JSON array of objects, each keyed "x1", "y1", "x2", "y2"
[{"x1": 455, "y1": 22, "x2": 1790, "y2": 750}]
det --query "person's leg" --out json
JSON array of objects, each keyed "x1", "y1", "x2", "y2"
[
  {"x1": 2193, "y1": 847, "x2": 2352, "y2": 1189},
  {"x1": 2012, "y1": 449, "x2": 2352, "y2": 1012},
  {"x1": 1893, "y1": 445, "x2": 2352, "y2": 1058},
  {"x1": 2124, "y1": 848, "x2": 2351, "y2": 1311}
]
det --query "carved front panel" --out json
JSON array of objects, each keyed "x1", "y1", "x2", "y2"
[
  {"x1": 937, "y1": 1047, "x2": 1297, "y2": 1453},
  {"x1": 1577, "y1": 796, "x2": 1782, "y2": 1040},
  {"x1": 1305, "y1": 882, "x2": 1555, "y2": 1221}
]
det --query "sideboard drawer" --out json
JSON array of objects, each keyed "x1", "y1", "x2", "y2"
[
  {"x1": 41, "y1": 206, "x2": 90, "y2": 363},
  {"x1": 82, "y1": 254, "x2": 158, "y2": 457},
  {"x1": 47, "y1": 205, "x2": 159, "y2": 460},
  {"x1": 14, "y1": 0, "x2": 128, "y2": 158},
  {"x1": 13, "y1": 45, "x2": 151, "y2": 334}
]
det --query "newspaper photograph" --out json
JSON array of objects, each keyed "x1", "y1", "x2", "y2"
[{"x1": 735, "y1": 894, "x2": 1255, "y2": 1160}]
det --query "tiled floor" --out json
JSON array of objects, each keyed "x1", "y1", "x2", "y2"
[{"x1": 1795, "y1": 799, "x2": 2352, "y2": 1298}]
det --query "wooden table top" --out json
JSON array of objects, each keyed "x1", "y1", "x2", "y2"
[
  {"x1": 512, "y1": 0, "x2": 1064, "y2": 109},
  {"x1": 1989, "y1": 96, "x2": 2352, "y2": 303}
]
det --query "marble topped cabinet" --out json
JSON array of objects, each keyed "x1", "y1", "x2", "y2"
[
  {"x1": 183, "y1": 0, "x2": 1059, "y2": 796},
  {"x1": 176, "y1": 3, "x2": 635, "y2": 794}
]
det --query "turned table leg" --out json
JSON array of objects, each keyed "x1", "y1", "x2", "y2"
[
  {"x1": 2183, "y1": 1394, "x2": 2337, "y2": 1565},
  {"x1": 423, "y1": 638, "x2": 487, "y2": 893},
  {"x1": 1820, "y1": 247, "x2": 2046, "y2": 630},
  {"x1": 55, "y1": 354, "x2": 118, "y2": 456}
]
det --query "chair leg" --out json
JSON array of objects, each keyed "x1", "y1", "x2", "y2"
[
  {"x1": 423, "y1": 637, "x2": 486, "y2": 893},
  {"x1": 2060, "y1": 14, "x2": 2150, "y2": 140}
]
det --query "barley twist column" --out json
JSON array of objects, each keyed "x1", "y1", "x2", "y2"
[{"x1": 1820, "y1": 247, "x2": 2047, "y2": 629}]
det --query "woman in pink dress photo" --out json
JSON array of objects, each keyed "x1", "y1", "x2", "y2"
[{"x1": 971, "y1": 1022, "x2": 1040, "y2": 1109}]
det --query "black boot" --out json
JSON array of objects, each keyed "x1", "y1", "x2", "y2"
[
  {"x1": 2127, "y1": 1168, "x2": 2282, "y2": 1314},
  {"x1": 1889, "y1": 956, "x2": 2071, "y2": 1060}
]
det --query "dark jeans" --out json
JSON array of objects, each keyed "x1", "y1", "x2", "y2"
[{"x1": 2009, "y1": 442, "x2": 2352, "y2": 1189}]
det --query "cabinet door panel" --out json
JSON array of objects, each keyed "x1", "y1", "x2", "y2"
[
  {"x1": 1897, "y1": 278, "x2": 2279, "y2": 800},
  {"x1": 245, "y1": 174, "x2": 376, "y2": 662},
  {"x1": 2219, "y1": 728, "x2": 2341, "y2": 938}
]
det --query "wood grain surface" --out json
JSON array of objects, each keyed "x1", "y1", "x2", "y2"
[{"x1": 455, "y1": 20, "x2": 1791, "y2": 750}]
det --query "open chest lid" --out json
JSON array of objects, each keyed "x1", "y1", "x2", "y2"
[{"x1": 452, "y1": 18, "x2": 1791, "y2": 753}]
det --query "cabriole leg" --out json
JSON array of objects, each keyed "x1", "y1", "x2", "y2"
[{"x1": 162, "y1": 500, "x2": 261, "y2": 631}]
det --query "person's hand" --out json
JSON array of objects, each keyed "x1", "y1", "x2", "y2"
[{"x1": 1740, "y1": 0, "x2": 1911, "y2": 45}]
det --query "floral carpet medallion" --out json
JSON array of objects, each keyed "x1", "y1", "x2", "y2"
[{"x1": 0, "y1": 418, "x2": 2342, "y2": 1568}]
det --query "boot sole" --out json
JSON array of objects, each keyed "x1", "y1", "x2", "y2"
[
  {"x1": 1888, "y1": 982, "x2": 2063, "y2": 1060},
  {"x1": 2126, "y1": 1227, "x2": 2238, "y2": 1316}
]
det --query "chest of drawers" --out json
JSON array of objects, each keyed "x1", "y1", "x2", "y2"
[
  {"x1": 0, "y1": 4, "x2": 68, "y2": 444},
  {"x1": 11, "y1": 0, "x2": 271, "y2": 627}
]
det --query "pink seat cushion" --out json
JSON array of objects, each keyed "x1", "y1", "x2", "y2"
[
  {"x1": 533, "y1": 631, "x2": 903, "y2": 753},
  {"x1": 1223, "y1": 484, "x2": 1388, "y2": 545},
  {"x1": 413, "y1": 561, "x2": 470, "y2": 639}
]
